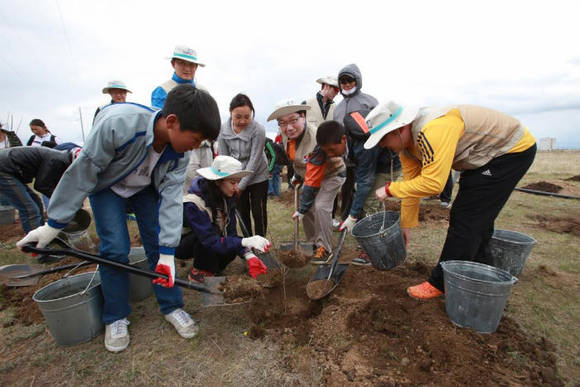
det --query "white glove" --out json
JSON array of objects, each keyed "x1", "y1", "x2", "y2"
[
  {"x1": 292, "y1": 211, "x2": 304, "y2": 221},
  {"x1": 339, "y1": 215, "x2": 358, "y2": 232},
  {"x1": 153, "y1": 254, "x2": 175, "y2": 288},
  {"x1": 17, "y1": 224, "x2": 61, "y2": 249},
  {"x1": 241, "y1": 235, "x2": 272, "y2": 253}
]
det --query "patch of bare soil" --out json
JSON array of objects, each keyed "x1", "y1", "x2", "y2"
[
  {"x1": 1, "y1": 259, "x2": 97, "y2": 326},
  {"x1": 218, "y1": 274, "x2": 263, "y2": 304},
  {"x1": 247, "y1": 261, "x2": 563, "y2": 386},
  {"x1": 565, "y1": 175, "x2": 580, "y2": 182},
  {"x1": 277, "y1": 249, "x2": 311, "y2": 268},
  {"x1": 527, "y1": 214, "x2": 580, "y2": 237},
  {"x1": 523, "y1": 181, "x2": 563, "y2": 193},
  {"x1": 306, "y1": 279, "x2": 334, "y2": 300},
  {"x1": 0, "y1": 222, "x2": 24, "y2": 242},
  {"x1": 256, "y1": 268, "x2": 282, "y2": 288}
]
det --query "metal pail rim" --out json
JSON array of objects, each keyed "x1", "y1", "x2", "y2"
[{"x1": 441, "y1": 260, "x2": 518, "y2": 286}]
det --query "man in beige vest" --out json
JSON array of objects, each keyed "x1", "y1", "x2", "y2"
[
  {"x1": 151, "y1": 45, "x2": 207, "y2": 109},
  {"x1": 366, "y1": 101, "x2": 536, "y2": 300},
  {"x1": 303, "y1": 76, "x2": 340, "y2": 128}
]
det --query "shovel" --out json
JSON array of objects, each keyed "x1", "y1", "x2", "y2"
[
  {"x1": 234, "y1": 209, "x2": 279, "y2": 270},
  {"x1": 19, "y1": 238, "x2": 228, "y2": 306},
  {"x1": 0, "y1": 261, "x2": 93, "y2": 287},
  {"x1": 279, "y1": 186, "x2": 314, "y2": 257},
  {"x1": 306, "y1": 228, "x2": 349, "y2": 300}
]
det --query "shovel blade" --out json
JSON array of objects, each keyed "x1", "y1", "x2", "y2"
[{"x1": 0, "y1": 264, "x2": 42, "y2": 287}]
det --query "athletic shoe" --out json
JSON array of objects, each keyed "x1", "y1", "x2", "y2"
[
  {"x1": 164, "y1": 308, "x2": 199, "y2": 339},
  {"x1": 311, "y1": 246, "x2": 331, "y2": 265},
  {"x1": 407, "y1": 281, "x2": 443, "y2": 300},
  {"x1": 440, "y1": 201, "x2": 451, "y2": 208},
  {"x1": 104, "y1": 318, "x2": 130, "y2": 353},
  {"x1": 188, "y1": 268, "x2": 213, "y2": 284},
  {"x1": 351, "y1": 251, "x2": 372, "y2": 266}
]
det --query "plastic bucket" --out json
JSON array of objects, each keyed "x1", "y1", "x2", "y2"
[
  {"x1": 62, "y1": 229, "x2": 96, "y2": 251},
  {"x1": 128, "y1": 247, "x2": 153, "y2": 302},
  {"x1": 32, "y1": 271, "x2": 104, "y2": 346},
  {"x1": 441, "y1": 260, "x2": 518, "y2": 333},
  {"x1": 489, "y1": 229, "x2": 536, "y2": 276},
  {"x1": 0, "y1": 205, "x2": 15, "y2": 225},
  {"x1": 351, "y1": 211, "x2": 406, "y2": 270}
]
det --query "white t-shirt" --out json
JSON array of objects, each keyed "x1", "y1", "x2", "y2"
[
  {"x1": 111, "y1": 146, "x2": 164, "y2": 198},
  {"x1": 29, "y1": 133, "x2": 59, "y2": 147}
]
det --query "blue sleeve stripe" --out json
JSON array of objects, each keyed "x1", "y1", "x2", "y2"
[{"x1": 47, "y1": 218, "x2": 67, "y2": 229}]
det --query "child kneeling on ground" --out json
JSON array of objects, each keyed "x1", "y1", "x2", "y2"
[
  {"x1": 18, "y1": 84, "x2": 220, "y2": 353},
  {"x1": 176, "y1": 155, "x2": 270, "y2": 283}
]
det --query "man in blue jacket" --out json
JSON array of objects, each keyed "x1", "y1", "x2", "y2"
[{"x1": 18, "y1": 85, "x2": 221, "y2": 353}]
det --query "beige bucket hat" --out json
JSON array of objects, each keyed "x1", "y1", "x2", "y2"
[
  {"x1": 316, "y1": 76, "x2": 339, "y2": 88},
  {"x1": 364, "y1": 101, "x2": 420, "y2": 149},
  {"x1": 102, "y1": 80, "x2": 132, "y2": 94},
  {"x1": 197, "y1": 155, "x2": 253, "y2": 180},
  {"x1": 267, "y1": 99, "x2": 311, "y2": 121}
]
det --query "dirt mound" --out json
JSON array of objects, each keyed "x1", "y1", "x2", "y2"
[
  {"x1": 218, "y1": 275, "x2": 263, "y2": 303},
  {"x1": 419, "y1": 205, "x2": 450, "y2": 222},
  {"x1": 277, "y1": 249, "x2": 311, "y2": 268},
  {"x1": 522, "y1": 181, "x2": 562, "y2": 193},
  {"x1": 565, "y1": 175, "x2": 580, "y2": 182},
  {"x1": 256, "y1": 267, "x2": 282, "y2": 288},
  {"x1": 0, "y1": 222, "x2": 24, "y2": 242},
  {"x1": 527, "y1": 214, "x2": 580, "y2": 237},
  {"x1": 247, "y1": 263, "x2": 563, "y2": 386}
]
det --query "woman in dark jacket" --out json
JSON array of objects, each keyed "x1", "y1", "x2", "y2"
[{"x1": 175, "y1": 156, "x2": 270, "y2": 283}]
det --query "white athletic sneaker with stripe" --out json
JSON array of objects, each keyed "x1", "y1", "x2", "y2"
[
  {"x1": 105, "y1": 318, "x2": 130, "y2": 353},
  {"x1": 164, "y1": 308, "x2": 199, "y2": 339}
]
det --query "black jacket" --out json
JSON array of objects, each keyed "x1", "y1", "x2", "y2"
[{"x1": 0, "y1": 146, "x2": 73, "y2": 197}]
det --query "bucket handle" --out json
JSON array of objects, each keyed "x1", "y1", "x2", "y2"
[{"x1": 79, "y1": 265, "x2": 100, "y2": 296}]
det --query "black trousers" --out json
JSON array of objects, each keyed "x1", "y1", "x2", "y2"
[
  {"x1": 439, "y1": 172, "x2": 454, "y2": 202},
  {"x1": 340, "y1": 166, "x2": 356, "y2": 221},
  {"x1": 428, "y1": 144, "x2": 537, "y2": 290},
  {"x1": 238, "y1": 180, "x2": 268, "y2": 237}
]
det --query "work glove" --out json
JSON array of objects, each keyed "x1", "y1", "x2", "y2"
[
  {"x1": 291, "y1": 211, "x2": 304, "y2": 222},
  {"x1": 153, "y1": 254, "x2": 175, "y2": 288},
  {"x1": 241, "y1": 235, "x2": 272, "y2": 253},
  {"x1": 339, "y1": 215, "x2": 358, "y2": 232},
  {"x1": 244, "y1": 252, "x2": 267, "y2": 279},
  {"x1": 17, "y1": 224, "x2": 61, "y2": 250},
  {"x1": 290, "y1": 175, "x2": 303, "y2": 188}
]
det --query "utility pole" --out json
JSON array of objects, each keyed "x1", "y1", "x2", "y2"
[{"x1": 79, "y1": 107, "x2": 85, "y2": 143}]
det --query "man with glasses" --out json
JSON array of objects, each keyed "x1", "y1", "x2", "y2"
[
  {"x1": 151, "y1": 45, "x2": 208, "y2": 109},
  {"x1": 333, "y1": 64, "x2": 401, "y2": 266}
]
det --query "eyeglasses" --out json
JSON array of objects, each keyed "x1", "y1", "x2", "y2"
[
  {"x1": 278, "y1": 116, "x2": 300, "y2": 129},
  {"x1": 339, "y1": 77, "x2": 355, "y2": 84}
]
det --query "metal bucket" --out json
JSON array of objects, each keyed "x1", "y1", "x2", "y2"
[
  {"x1": 128, "y1": 247, "x2": 153, "y2": 302},
  {"x1": 489, "y1": 229, "x2": 536, "y2": 276},
  {"x1": 441, "y1": 260, "x2": 518, "y2": 334},
  {"x1": 351, "y1": 211, "x2": 406, "y2": 270},
  {"x1": 0, "y1": 205, "x2": 15, "y2": 225},
  {"x1": 32, "y1": 271, "x2": 104, "y2": 346}
]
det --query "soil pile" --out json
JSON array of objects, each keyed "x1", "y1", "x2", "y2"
[
  {"x1": 247, "y1": 262, "x2": 563, "y2": 386},
  {"x1": 256, "y1": 268, "x2": 282, "y2": 288},
  {"x1": 522, "y1": 181, "x2": 562, "y2": 193},
  {"x1": 565, "y1": 175, "x2": 580, "y2": 182},
  {"x1": 306, "y1": 279, "x2": 334, "y2": 300},
  {"x1": 278, "y1": 249, "x2": 311, "y2": 268},
  {"x1": 528, "y1": 214, "x2": 580, "y2": 237},
  {"x1": 218, "y1": 275, "x2": 263, "y2": 303}
]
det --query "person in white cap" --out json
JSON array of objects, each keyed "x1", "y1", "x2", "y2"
[
  {"x1": 366, "y1": 101, "x2": 537, "y2": 300},
  {"x1": 94, "y1": 80, "x2": 132, "y2": 119},
  {"x1": 151, "y1": 45, "x2": 207, "y2": 109},
  {"x1": 303, "y1": 76, "x2": 340, "y2": 129},
  {"x1": 176, "y1": 155, "x2": 270, "y2": 283}
]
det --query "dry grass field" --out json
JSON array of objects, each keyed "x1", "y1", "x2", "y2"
[{"x1": 0, "y1": 150, "x2": 579, "y2": 386}]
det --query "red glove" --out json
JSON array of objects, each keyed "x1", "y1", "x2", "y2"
[
  {"x1": 245, "y1": 253, "x2": 267, "y2": 279},
  {"x1": 153, "y1": 254, "x2": 175, "y2": 288}
]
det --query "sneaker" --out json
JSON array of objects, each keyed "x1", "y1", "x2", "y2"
[
  {"x1": 332, "y1": 219, "x2": 341, "y2": 230},
  {"x1": 440, "y1": 201, "x2": 451, "y2": 208},
  {"x1": 311, "y1": 246, "x2": 331, "y2": 265},
  {"x1": 187, "y1": 268, "x2": 213, "y2": 284},
  {"x1": 104, "y1": 318, "x2": 130, "y2": 353},
  {"x1": 164, "y1": 308, "x2": 199, "y2": 339},
  {"x1": 407, "y1": 281, "x2": 443, "y2": 300},
  {"x1": 351, "y1": 251, "x2": 372, "y2": 266}
]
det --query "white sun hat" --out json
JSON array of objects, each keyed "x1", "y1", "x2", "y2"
[
  {"x1": 316, "y1": 76, "x2": 339, "y2": 88},
  {"x1": 267, "y1": 99, "x2": 311, "y2": 121},
  {"x1": 102, "y1": 80, "x2": 132, "y2": 94},
  {"x1": 167, "y1": 45, "x2": 205, "y2": 67},
  {"x1": 197, "y1": 155, "x2": 253, "y2": 181},
  {"x1": 363, "y1": 101, "x2": 420, "y2": 149}
]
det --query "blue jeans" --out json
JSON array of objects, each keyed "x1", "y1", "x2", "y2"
[
  {"x1": 89, "y1": 186, "x2": 184, "y2": 324},
  {"x1": 0, "y1": 173, "x2": 44, "y2": 233},
  {"x1": 268, "y1": 164, "x2": 282, "y2": 197}
]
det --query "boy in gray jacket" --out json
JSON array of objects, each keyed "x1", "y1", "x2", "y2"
[{"x1": 18, "y1": 85, "x2": 221, "y2": 353}]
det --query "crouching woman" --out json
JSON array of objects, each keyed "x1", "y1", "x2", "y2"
[{"x1": 175, "y1": 156, "x2": 271, "y2": 283}]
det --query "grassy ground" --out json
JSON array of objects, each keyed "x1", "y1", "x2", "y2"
[{"x1": 0, "y1": 150, "x2": 579, "y2": 386}]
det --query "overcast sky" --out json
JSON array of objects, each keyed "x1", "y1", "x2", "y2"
[{"x1": 1, "y1": 0, "x2": 579, "y2": 149}]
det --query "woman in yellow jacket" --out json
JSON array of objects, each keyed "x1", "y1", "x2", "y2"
[{"x1": 365, "y1": 101, "x2": 536, "y2": 300}]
